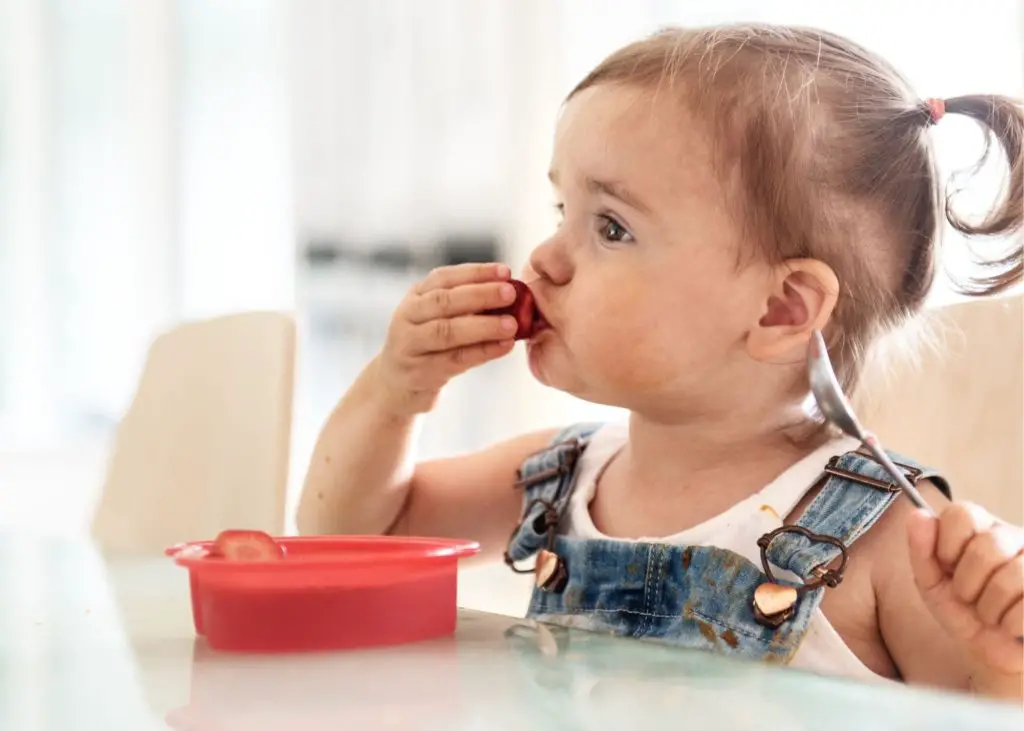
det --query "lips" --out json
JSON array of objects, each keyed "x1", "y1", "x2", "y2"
[{"x1": 484, "y1": 279, "x2": 549, "y2": 340}]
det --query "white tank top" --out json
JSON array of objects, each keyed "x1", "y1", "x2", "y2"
[{"x1": 562, "y1": 421, "x2": 886, "y2": 683}]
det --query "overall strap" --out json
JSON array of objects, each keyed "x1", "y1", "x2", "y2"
[
  {"x1": 503, "y1": 422, "x2": 602, "y2": 565},
  {"x1": 766, "y1": 448, "x2": 949, "y2": 582}
]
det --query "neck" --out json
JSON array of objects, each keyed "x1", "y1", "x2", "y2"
[{"x1": 620, "y1": 404, "x2": 821, "y2": 504}]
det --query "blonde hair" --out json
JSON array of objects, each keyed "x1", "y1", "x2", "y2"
[{"x1": 570, "y1": 24, "x2": 1023, "y2": 393}]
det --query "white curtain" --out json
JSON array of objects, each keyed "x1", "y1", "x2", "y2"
[{"x1": 0, "y1": 0, "x2": 294, "y2": 445}]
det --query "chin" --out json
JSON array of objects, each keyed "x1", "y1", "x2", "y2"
[
  {"x1": 526, "y1": 340, "x2": 602, "y2": 402},
  {"x1": 526, "y1": 341, "x2": 553, "y2": 386}
]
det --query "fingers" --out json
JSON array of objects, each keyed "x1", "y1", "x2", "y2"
[
  {"x1": 936, "y1": 502, "x2": 996, "y2": 573},
  {"x1": 415, "y1": 262, "x2": 510, "y2": 295},
  {"x1": 441, "y1": 339, "x2": 517, "y2": 374},
  {"x1": 999, "y1": 600, "x2": 1022, "y2": 638},
  {"x1": 911, "y1": 501, "x2": 1024, "y2": 677},
  {"x1": 376, "y1": 263, "x2": 520, "y2": 413},
  {"x1": 405, "y1": 280, "x2": 517, "y2": 324},
  {"x1": 394, "y1": 338, "x2": 516, "y2": 394},
  {"x1": 391, "y1": 263, "x2": 523, "y2": 356},
  {"x1": 406, "y1": 314, "x2": 518, "y2": 355},
  {"x1": 975, "y1": 552, "x2": 1024, "y2": 629},
  {"x1": 952, "y1": 525, "x2": 1024, "y2": 604},
  {"x1": 907, "y1": 508, "x2": 944, "y2": 594}
]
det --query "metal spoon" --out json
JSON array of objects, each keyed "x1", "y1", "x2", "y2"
[{"x1": 807, "y1": 330, "x2": 936, "y2": 516}]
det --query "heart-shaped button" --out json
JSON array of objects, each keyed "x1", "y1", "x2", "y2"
[
  {"x1": 752, "y1": 582, "x2": 798, "y2": 628},
  {"x1": 752, "y1": 524, "x2": 850, "y2": 629},
  {"x1": 754, "y1": 582, "x2": 797, "y2": 615},
  {"x1": 535, "y1": 549, "x2": 568, "y2": 593}
]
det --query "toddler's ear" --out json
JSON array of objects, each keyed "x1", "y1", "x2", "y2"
[{"x1": 747, "y1": 259, "x2": 839, "y2": 362}]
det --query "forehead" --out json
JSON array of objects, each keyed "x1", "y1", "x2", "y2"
[{"x1": 551, "y1": 84, "x2": 717, "y2": 208}]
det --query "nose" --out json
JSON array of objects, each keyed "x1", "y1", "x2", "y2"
[{"x1": 527, "y1": 233, "x2": 573, "y2": 286}]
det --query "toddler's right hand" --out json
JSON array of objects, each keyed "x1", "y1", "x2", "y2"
[{"x1": 374, "y1": 262, "x2": 520, "y2": 416}]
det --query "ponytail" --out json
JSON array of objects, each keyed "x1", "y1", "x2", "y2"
[{"x1": 940, "y1": 94, "x2": 1023, "y2": 296}]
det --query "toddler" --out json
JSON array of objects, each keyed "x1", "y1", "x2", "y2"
[{"x1": 298, "y1": 24, "x2": 1024, "y2": 699}]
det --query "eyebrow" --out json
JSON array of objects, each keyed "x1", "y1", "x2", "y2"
[{"x1": 547, "y1": 169, "x2": 652, "y2": 216}]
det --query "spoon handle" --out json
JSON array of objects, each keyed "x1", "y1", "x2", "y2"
[{"x1": 862, "y1": 434, "x2": 937, "y2": 517}]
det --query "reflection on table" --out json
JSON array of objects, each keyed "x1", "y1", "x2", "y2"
[{"x1": 0, "y1": 535, "x2": 1020, "y2": 731}]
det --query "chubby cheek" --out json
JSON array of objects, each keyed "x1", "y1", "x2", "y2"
[{"x1": 562, "y1": 298, "x2": 697, "y2": 392}]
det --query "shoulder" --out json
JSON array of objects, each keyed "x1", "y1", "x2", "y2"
[
  {"x1": 808, "y1": 444, "x2": 952, "y2": 595},
  {"x1": 525, "y1": 420, "x2": 623, "y2": 462},
  {"x1": 550, "y1": 420, "x2": 627, "y2": 467},
  {"x1": 860, "y1": 480, "x2": 970, "y2": 689},
  {"x1": 856, "y1": 478, "x2": 952, "y2": 574},
  {"x1": 515, "y1": 421, "x2": 619, "y2": 477},
  {"x1": 549, "y1": 421, "x2": 613, "y2": 445}
]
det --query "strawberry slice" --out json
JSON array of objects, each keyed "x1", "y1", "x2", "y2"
[
  {"x1": 484, "y1": 279, "x2": 539, "y2": 340},
  {"x1": 210, "y1": 529, "x2": 285, "y2": 561}
]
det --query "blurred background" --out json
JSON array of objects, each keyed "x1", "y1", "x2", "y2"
[{"x1": 1, "y1": 0, "x2": 1021, "y2": 544}]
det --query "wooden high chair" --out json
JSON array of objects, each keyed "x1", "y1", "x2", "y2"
[
  {"x1": 856, "y1": 293, "x2": 1023, "y2": 525},
  {"x1": 90, "y1": 311, "x2": 296, "y2": 555}
]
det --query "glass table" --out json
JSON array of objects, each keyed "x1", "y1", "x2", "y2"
[{"x1": 0, "y1": 534, "x2": 1020, "y2": 730}]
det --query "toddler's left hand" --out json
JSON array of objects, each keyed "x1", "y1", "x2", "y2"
[{"x1": 907, "y1": 502, "x2": 1023, "y2": 682}]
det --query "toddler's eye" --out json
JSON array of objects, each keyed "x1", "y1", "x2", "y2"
[
  {"x1": 597, "y1": 215, "x2": 633, "y2": 244},
  {"x1": 552, "y1": 203, "x2": 565, "y2": 225}
]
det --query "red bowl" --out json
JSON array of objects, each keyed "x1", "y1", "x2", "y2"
[{"x1": 165, "y1": 535, "x2": 480, "y2": 653}]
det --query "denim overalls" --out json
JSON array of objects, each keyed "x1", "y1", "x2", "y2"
[{"x1": 504, "y1": 423, "x2": 949, "y2": 664}]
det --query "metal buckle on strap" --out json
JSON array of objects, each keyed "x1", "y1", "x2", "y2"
[
  {"x1": 513, "y1": 438, "x2": 585, "y2": 489},
  {"x1": 504, "y1": 438, "x2": 586, "y2": 586},
  {"x1": 824, "y1": 453, "x2": 922, "y2": 493},
  {"x1": 756, "y1": 525, "x2": 849, "y2": 592},
  {"x1": 503, "y1": 497, "x2": 562, "y2": 581},
  {"x1": 752, "y1": 525, "x2": 849, "y2": 628}
]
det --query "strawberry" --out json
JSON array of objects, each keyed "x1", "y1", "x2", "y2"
[
  {"x1": 210, "y1": 529, "x2": 285, "y2": 561},
  {"x1": 484, "y1": 279, "x2": 544, "y2": 340}
]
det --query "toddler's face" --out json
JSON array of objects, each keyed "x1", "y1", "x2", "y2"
[{"x1": 524, "y1": 83, "x2": 772, "y2": 416}]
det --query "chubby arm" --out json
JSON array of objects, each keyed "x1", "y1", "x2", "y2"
[
  {"x1": 297, "y1": 260, "x2": 560, "y2": 553},
  {"x1": 296, "y1": 355, "x2": 557, "y2": 559},
  {"x1": 873, "y1": 482, "x2": 970, "y2": 690},
  {"x1": 876, "y1": 480, "x2": 1024, "y2": 700},
  {"x1": 387, "y1": 428, "x2": 560, "y2": 558}
]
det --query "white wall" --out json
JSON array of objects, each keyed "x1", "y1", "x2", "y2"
[{"x1": 0, "y1": 0, "x2": 296, "y2": 443}]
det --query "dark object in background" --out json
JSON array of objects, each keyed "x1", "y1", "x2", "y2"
[
  {"x1": 436, "y1": 234, "x2": 501, "y2": 266},
  {"x1": 302, "y1": 233, "x2": 503, "y2": 273}
]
